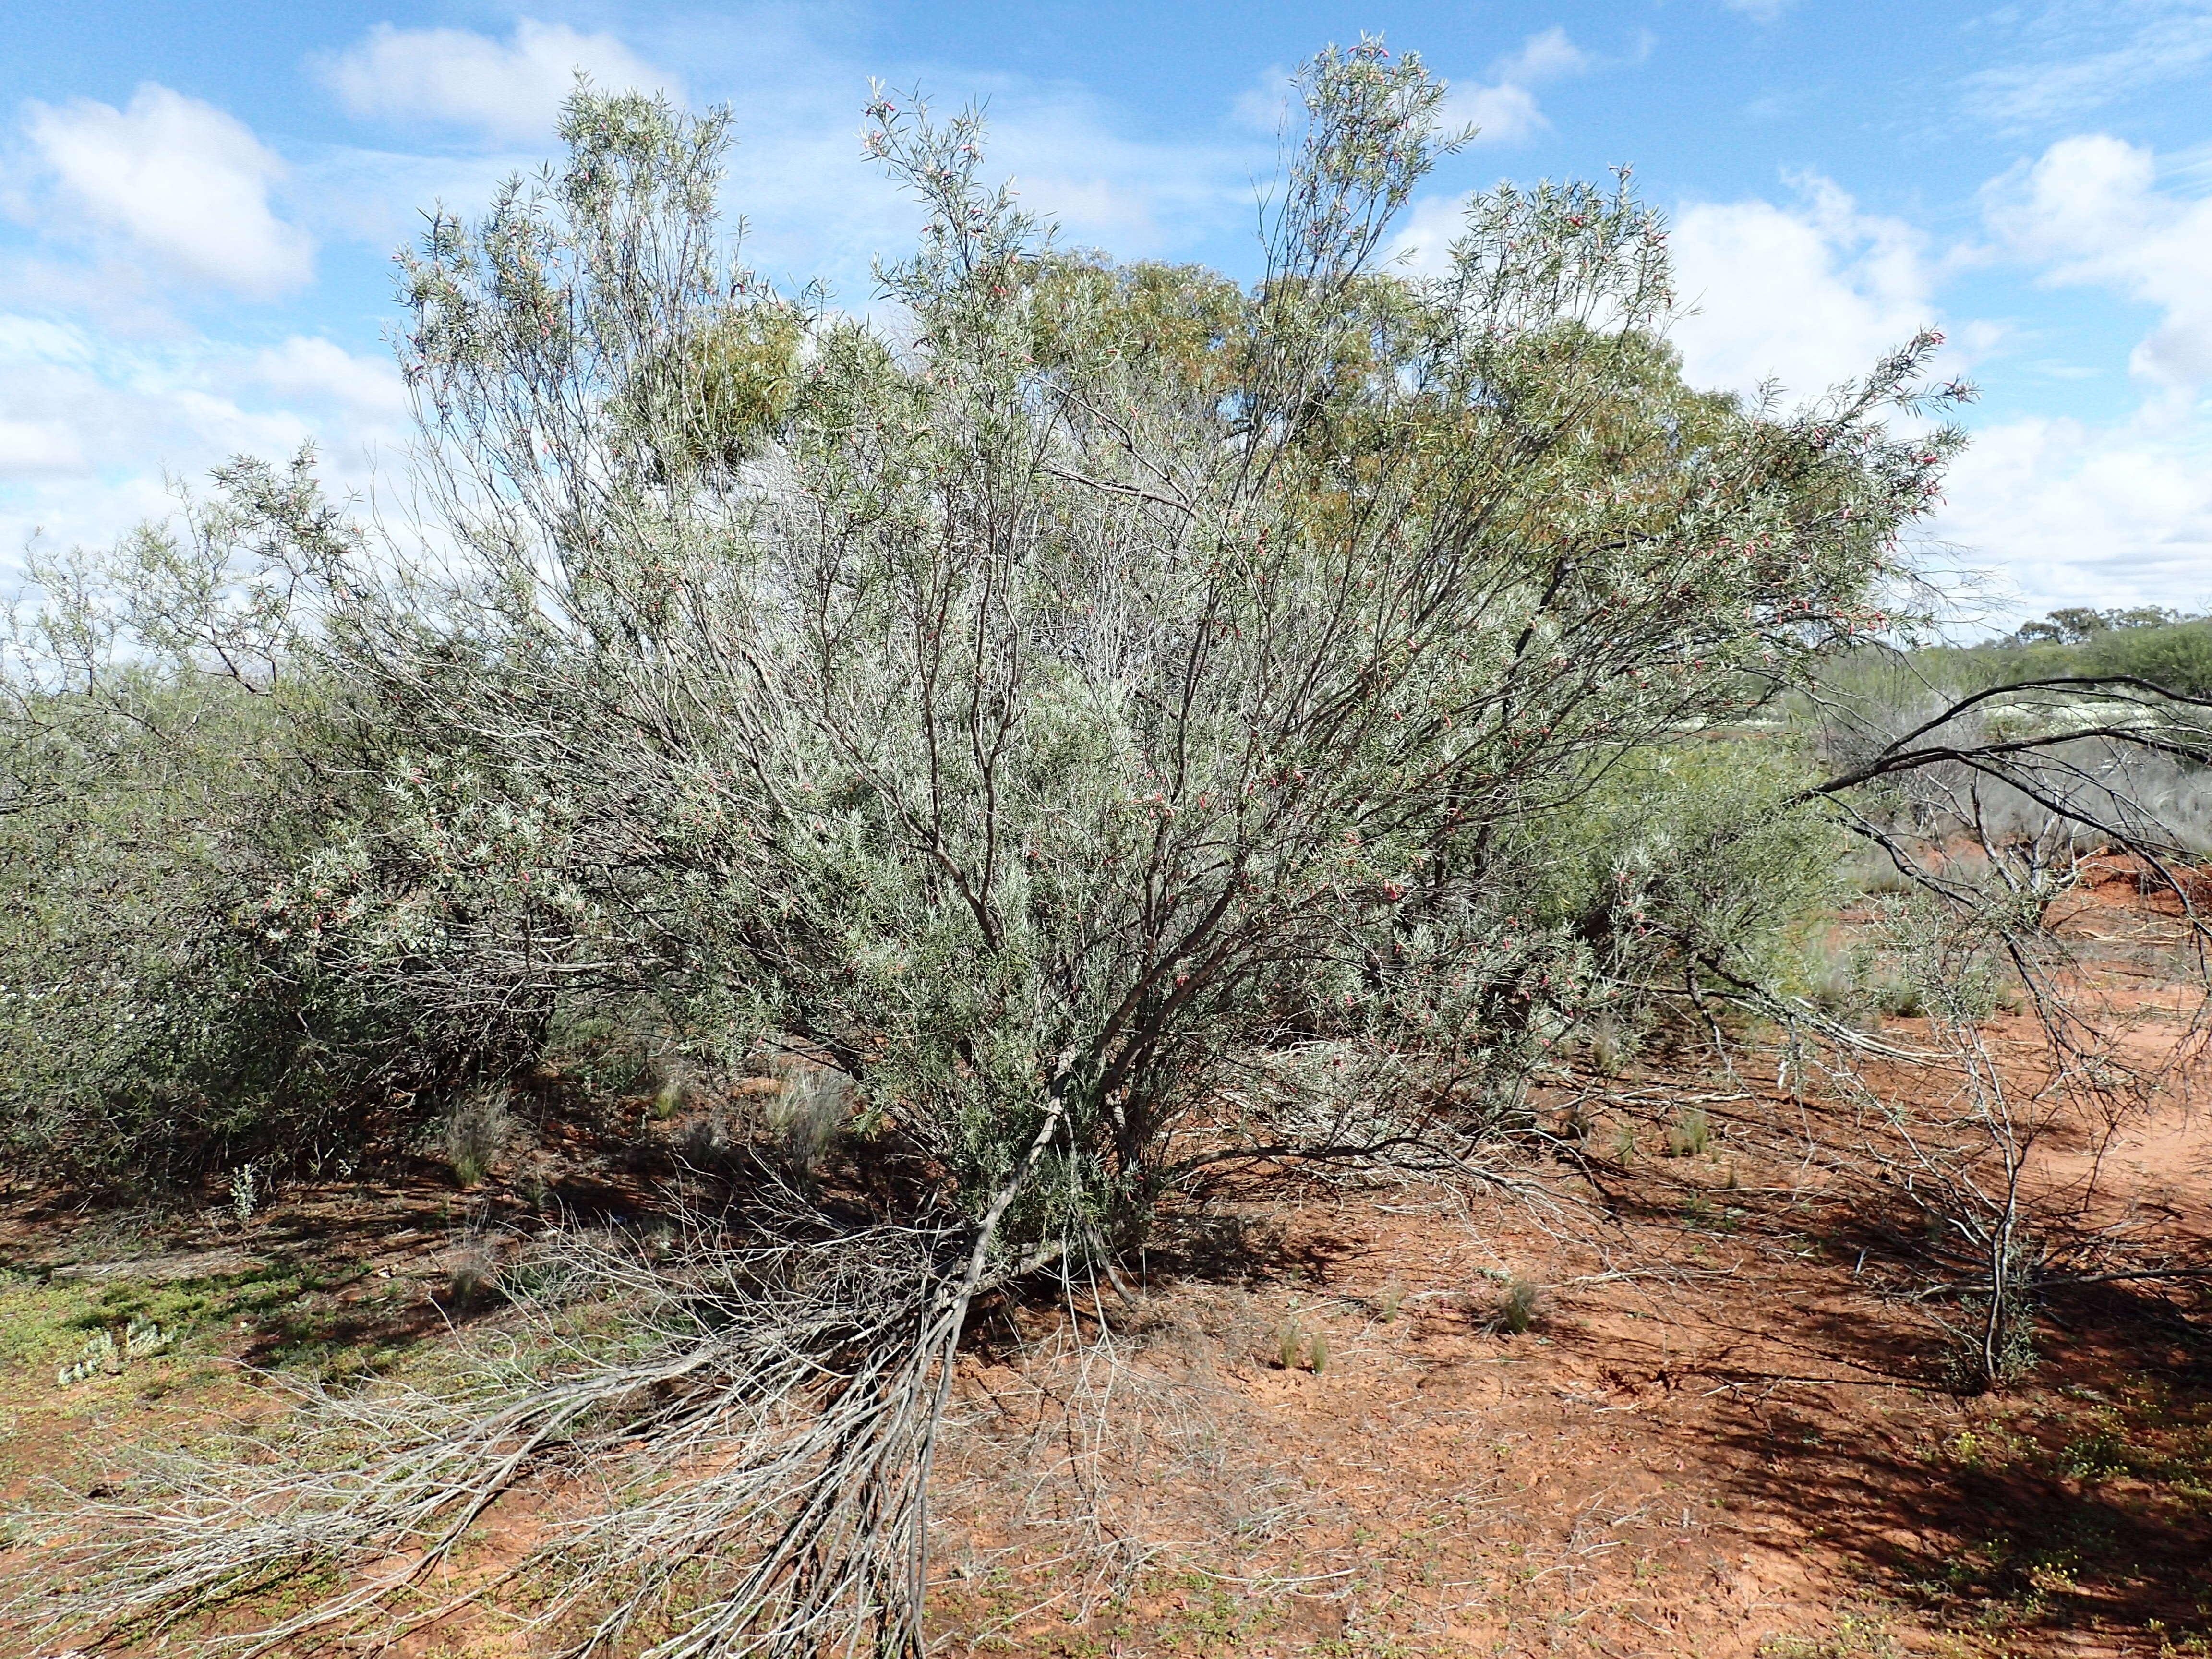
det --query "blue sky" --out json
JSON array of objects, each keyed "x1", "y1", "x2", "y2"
[{"x1": 3, "y1": 0, "x2": 2210, "y2": 623}]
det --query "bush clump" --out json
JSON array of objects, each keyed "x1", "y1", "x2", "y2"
[{"x1": 2, "y1": 55, "x2": 1961, "y2": 1235}]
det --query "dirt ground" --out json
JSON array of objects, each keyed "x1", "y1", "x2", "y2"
[
  {"x1": 924, "y1": 1098, "x2": 2212, "y2": 1659},
  {"x1": 2, "y1": 872, "x2": 2207, "y2": 1658}
]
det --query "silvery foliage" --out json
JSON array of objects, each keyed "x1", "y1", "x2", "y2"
[{"x1": 11, "y1": 44, "x2": 1985, "y2": 1228}]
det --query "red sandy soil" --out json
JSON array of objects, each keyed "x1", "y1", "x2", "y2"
[
  {"x1": 2, "y1": 882, "x2": 2207, "y2": 1659},
  {"x1": 927, "y1": 1108, "x2": 2212, "y2": 1658}
]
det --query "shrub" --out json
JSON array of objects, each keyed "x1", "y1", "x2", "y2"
[
  {"x1": 0, "y1": 650, "x2": 553, "y2": 1187},
  {"x1": 1758, "y1": 1616, "x2": 1902, "y2": 1659},
  {"x1": 1273, "y1": 1315, "x2": 1329, "y2": 1372},
  {"x1": 764, "y1": 1061, "x2": 852, "y2": 1178},
  {"x1": 1496, "y1": 1277, "x2": 1547, "y2": 1334},
  {"x1": 1664, "y1": 1106, "x2": 1711, "y2": 1156},
  {"x1": 1513, "y1": 742, "x2": 1856, "y2": 1061},
  {"x1": 5, "y1": 58, "x2": 1962, "y2": 1238},
  {"x1": 2086, "y1": 618, "x2": 2212, "y2": 697},
  {"x1": 442, "y1": 1087, "x2": 511, "y2": 1188},
  {"x1": 441, "y1": 1240, "x2": 501, "y2": 1311}
]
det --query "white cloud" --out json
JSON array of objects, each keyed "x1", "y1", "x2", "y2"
[
  {"x1": 986, "y1": 94, "x2": 1257, "y2": 256},
  {"x1": 317, "y1": 20, "x2": 679, "y2": 144},
  {"x1": 302, "y1": 16, "x2": 1243, "y2": 289},
  {"x1": 1454, "y1": 84, "x2": 1550, "y2": 146},
  {"x1": 1666, "y1": 177, "x2": 1953, "y2": 402},
  {"x1": 21, "y1": 85, "x2": 314, "y2": 298},
  {"x1": 1496, "y1": 26, "x2": 1591, "y2": 83},
  {"x1": 1445, "y1": 27, "x2": 1592, "y2": 146},
  {"x1": 1387, "y1": 174, "x2": 1963, "y2": 393},
  {"x1": 247, "y1": 336, "x2": 409, "y2": 423},
  {"x1": 1391, "y1": 171, "x2": 1988, "y2": 418},
  {"x1": 1984, "y1": 133, "x2": 2212, "y2": 412},
  {"x1": 1937, "y1": 413, "x2": 2212, "y2": 615},
  {"x1": 1965, "y1": 1, "x2": 2212, "y2": 127},
  {"x1": 0, "y1": 12, "x2": 1275, "y2": 591},
  {"x1": 0, "y1": 318, "x2": 406, "y2": 577},
  {"x1": 1386, "y1": 193, "x2": 1474, "y2": 278},
  {"x1": 1395, "y1": 166, "x2": 2212, "y2": 618},
  {"x1": 0, "y1": 418, "x2": 85, "y2": 478},
  {"x1": 1720, "y1": 0, "x2": 1794, "y2": 22},
  {"x1": 1627, "y1": 166, "x2": 2212, "y2": 614},
  {"x1": 1923, "y1": 129, "x2": 2212, "y2": 616},
  {"x1": 1231, "y1": 65, "x2": 1295, "y2": 135},
  {"x1": 0, "y1": 315, "x2": 95, "y2": 367}
]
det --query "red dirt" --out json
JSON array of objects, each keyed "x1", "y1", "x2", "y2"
[
  {"x1": 924, "y1": 1083, "x2": 2212, "y2": 1658},
  {"x1": 3, "y1": 892, "x2": 2209, "y2": 1659}
]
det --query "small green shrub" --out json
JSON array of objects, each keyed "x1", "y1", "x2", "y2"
[
  {"x1": 2084, "y1": 617, "x2": 2212, "y2": 697},
  {"x1": 1517, "y1": 742, "x2": 1855, "y2": 1051},
  {"x1": 228, "y1": 1162, "x2": 263, "y2": 1226},
  {"x1": 1794, "y1": 938, "x2": 1861, "y2": 1014},
  {"x1": 444, "y1": 1088, "x2": 511, "y2": 1188},
  {"x1": 1757, "y1": 1614, "x2": 1901, "y2": 1658},
  {"x1": 1664, "y1": 1106, "x2": 1710, "y2": 1156},
  {"x1": 1942, "y1": 1292, "x2": 2040, "y2": 1395},
  {"x1": 1496, "y1": 1278, "x2": 1546, "y2": 1334},
  {"x1": 1681, "y1": 1190, "x2": 1743, "y2": 1232},
  {"x1": 1269, "y1": 1314, "x2": 1331, "y2": 1373},
  {"x1": 1583, "y1": 1014, "x2": 1628, "y2": 1076},
  {"x1": 2057, "y1": 1408, "x2": 2132, "y2": 1481},
  {"x1": 546, "y1": 1011, "x2": 658, "y2": 1097},
  {"x1": 765, "y1": 1060, "x2": 852, "y2": 1177},
  {"x1": 1873, "y1": 978, "x2": 1925, "y2": 1019},
  {"x1": 443, "y1": 1244, "x2": 502, "y2": 1312}
]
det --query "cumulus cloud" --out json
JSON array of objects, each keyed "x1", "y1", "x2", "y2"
[
  {"x1": 1451, "y1": 83, "x2": 1548, "y2": 145},
  {"x1": 20, "y1": 85, "x2": 314, "y2": 298},
  {"x1": 1984, "y1": 133, "x2": 2212, "y2": 411},
  {"x1": 1496, "y1": 25, "x2": 1591, "y2": 83},
  {"x1": 1390, "y1": 167, "x2": 1989, "y2": 448},
  {"x1": 1445, "y1": 27, "x2": 1592, "y2": 145},
  {"x1": 1666, "y1": 177, "x2": 1957, "y2": 402},
  {"x1": 1385, "y1": 193, "x2": 1474, "y2": 279},
  {"x1": 316, "y1": 19, "x2": 679, "y2": 144},
  {"x1": 1395, "y1": 168, "x2": 2212, "y2": 618},
  {"x1": 981, "y1": 91, "x2": 1257, "y2": 256},
  {"x1": 247, "y1": 335, "x2": 409, "y2": 423},
  {"x1": 0, "y1": 318, "x2": 407, "y2": 577},
  {"x1": 0, "y1": 15, "x2": 1275, "y2": 581},
  {"x1": 1643, "y1": 163, "x2": 2212, "y2": 613},
  {"x1": 1922, "y1": 129, "x2": 2212, "y2": 615},
  {"x1": 1385, "y1": 172, "x2": 1957, "y2": 393},
  {"x1": 1938, "y1": 414, "x2": 2212, "y2": 614}
]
